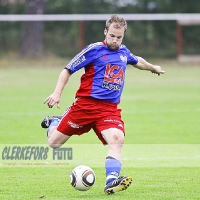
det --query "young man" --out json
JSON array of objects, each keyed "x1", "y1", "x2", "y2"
[{"x1": 41, "y1": 15, "x2": 165, "y2": 194}]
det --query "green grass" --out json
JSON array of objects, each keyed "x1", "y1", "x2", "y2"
[
  {"x1": 0, "y1": 57, "x2": 200, "y2": 199},
  {"x1": 1, "y1": 167, "x2": 199, "y2": 200}
]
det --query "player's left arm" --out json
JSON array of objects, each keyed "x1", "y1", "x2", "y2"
[{"x1": 133, "y1": 56, "x2": 165, "y2": 76}]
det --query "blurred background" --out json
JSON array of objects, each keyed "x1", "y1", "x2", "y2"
[{"x1": 0, "y1": 0, "x2": 200, "y2": 60}]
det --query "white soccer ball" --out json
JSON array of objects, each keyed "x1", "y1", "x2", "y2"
[{"x1": 70, "y1": 165, "x2": 96, "y2": 191}]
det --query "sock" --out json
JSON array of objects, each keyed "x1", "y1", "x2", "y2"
[
  {"x1": 105, "y1": 156, "x2": 122, "y2": 185},
  {"x1": 46, "y1": 118, "x2": 60, "y2": 137}
]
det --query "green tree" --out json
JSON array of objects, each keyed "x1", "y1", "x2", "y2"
[
  {"x1": 21, "y1": 0, "x2": 48, "y2": 58},
  {"x1": 0, "y1": 0, "x2": 199, "y2": 58}
]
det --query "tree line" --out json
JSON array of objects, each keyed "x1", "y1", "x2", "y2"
[{"x1": 0, "y1": 0, "x2": 200, "y2": 58}]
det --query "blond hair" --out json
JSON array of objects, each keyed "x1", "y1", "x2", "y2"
[{"x1": 105, "y1": 15, "x2": 127, "y2": 32}]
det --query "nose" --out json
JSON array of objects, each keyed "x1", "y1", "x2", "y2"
[{"x1": 112, "y1": 37, "x2": 117, "y2": 43}]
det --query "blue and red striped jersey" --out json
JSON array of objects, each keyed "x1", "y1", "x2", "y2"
[{"x1": 65, "y1": 41, "x2": 138, "y2": 104}]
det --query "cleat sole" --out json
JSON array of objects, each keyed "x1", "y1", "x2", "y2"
[{"x1": 104, "y1": 177, "x2": 133, "y2": 195}]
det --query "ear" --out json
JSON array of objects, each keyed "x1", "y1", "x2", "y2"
[{"x1": 104, "y1": 28, "x2": 107, "y2": 36}]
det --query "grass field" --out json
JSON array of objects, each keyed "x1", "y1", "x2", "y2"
[{"x1": 0, "y1": 57, "x2": 200, "y2": 199}]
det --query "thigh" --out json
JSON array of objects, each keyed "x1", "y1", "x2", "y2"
[
  {"x1": 93, "y1": 111, "x2": 125, "y2": 145},
  {"x1": 57, "y1": 111, "x2": 94, "y2": 136},
  {"x1": 57, "y1": 99, "x2": 96, "y2": 136}
]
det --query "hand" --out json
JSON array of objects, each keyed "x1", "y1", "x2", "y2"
[
  {"x1": 44, "y1": 92, "x2": 61, "y2": 109},
  {"x1": 151, "y1": 65, "x2": 165, "y2": 76}
]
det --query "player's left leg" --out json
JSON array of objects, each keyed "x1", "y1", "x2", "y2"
[
  {"x1": 41, "y1": 115, "x2": 70, "y2": 148},
  {"x1": 41, "y1": 115, "x2": 62, "y2": 137},
  {"x1": 48, "y1": 129, "x2": 71, "y2": 148},
  {"x1": 101, "y1": 128, "x2": 133, "y2": 194}
]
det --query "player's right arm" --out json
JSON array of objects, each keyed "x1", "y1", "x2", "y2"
[
  {"x1": 44, "y1": 43, "x2": 98, "y2": 109},
  {"x1": 44, "y1": 69, "x2": 71, "y2": 108}
]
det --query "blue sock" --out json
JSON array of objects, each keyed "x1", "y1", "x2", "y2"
[
  {"x1": 105, "y1": 157, "x2": 122, "y2": 185},
  {"x1": 46, "y1": 118, "x2": 60, "y2": 137}
]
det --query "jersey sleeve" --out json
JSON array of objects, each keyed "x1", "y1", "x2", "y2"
[
  {"x1": 65, "y1": 44, "x2": 97, "y2": 74},
  {"x1": 127, "y1": 50, "x2": 138, "y2": 65}
]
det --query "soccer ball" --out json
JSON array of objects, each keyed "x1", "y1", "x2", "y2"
[{"x1": 70, "y1": 165, "x2": 96, "y2": 191}]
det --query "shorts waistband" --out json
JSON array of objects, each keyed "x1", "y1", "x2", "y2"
[{"x1": 75, "y1": 96, "x2": 117, "y2": 107}]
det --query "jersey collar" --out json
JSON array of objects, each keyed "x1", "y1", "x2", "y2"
[{"x1": 102, "y1": 41, "x2": 120, "y2": 50}]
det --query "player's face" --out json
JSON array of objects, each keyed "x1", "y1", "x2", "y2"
[{"x1": 104, "y1": 23, "x2": 125, "y2": 50}]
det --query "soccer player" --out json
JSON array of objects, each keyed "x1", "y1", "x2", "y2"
[{"x1": 41, "y1": 15, "x2": 165, "y2": 194}]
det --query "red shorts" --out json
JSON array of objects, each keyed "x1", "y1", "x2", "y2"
[{"x1": 57, "y1": 97, "x2": 125, "y2": 145}]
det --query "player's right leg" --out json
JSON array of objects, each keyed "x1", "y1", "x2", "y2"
[
  {"x1": 93, "y1": 102, "x2": 133, "y2": 195},
  {"x1": 101, "y1": 128, "x2": 133, "y2": 194}
]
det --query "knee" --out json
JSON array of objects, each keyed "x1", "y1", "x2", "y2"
[
  {"x1": 110, "y1": 131, "x2": 124, "y2": 145},
  {"x1": 113, "y1": 134, "x2": 124, "y2": 145},
  {"x1": 101, "y1": 128, "x2": 125, "y2": 146},
  {"x1": 48, "y1": 138, "x2": 62, "y2": 148}
]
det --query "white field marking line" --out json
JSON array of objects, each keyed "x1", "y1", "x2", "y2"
[
  {"x1": 122, "y1": 156, "x2": 200, "y2": 161},
  {"x1": 123, "y1": 109, "x2": 200, "y2": 114},
  {"x1": 0, "y1": 112, "x2": 51, "y2": 116}
]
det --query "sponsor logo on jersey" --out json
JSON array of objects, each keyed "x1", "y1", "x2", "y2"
[
  {"x1": 120, "y1": 55, "x2": 127, "y2": 62},
  {"x1": 102, "y1": 63, "x2": 124, "y2": 91},
  {"x1": 104, "y1": 64, "x2": 124, "y2": 84},
  {"x1": 67, "y1": 55, "x2": 86, "y2": 68},
  {"x1": 102, "y1": 81, "x2": 122, "y2": 91}
]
